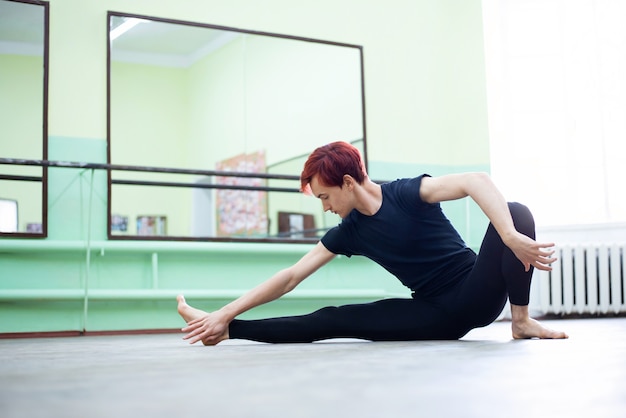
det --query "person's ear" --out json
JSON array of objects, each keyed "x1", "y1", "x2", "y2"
[{"x1": 343, "y1": 174, "x2": 354, "y2": 190}]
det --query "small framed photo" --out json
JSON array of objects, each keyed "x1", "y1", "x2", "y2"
[
  {"x1": 111, "y1": 214, "x2": 128, "y2": 232},
  {"x1": 26, "y1": 223, "x2": 42, "y2": 233},
  {"x1": 278, "y1": 212, "x2": 316, "y2": 238},
  {"x1": 136, "y1": 215, "x2": 167, "y2": 236}
]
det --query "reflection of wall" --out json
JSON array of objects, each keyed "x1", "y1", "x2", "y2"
[
  {"x1": 186, "y1": 34, "x2": 363, "y2": 170},
  {"x1": 243, "y1": 35, "x2": 363, "y2": 165},
  {"x1": 187, "y1": 34, "x2": 246, "y2": 171},
  {"x1": 0, "y1": 55, "x2": 43, "y2": 159},
  {"x1": 0, "y1": 54, "x2": 44, "y2": 230},
  {"x1": 110, "y1": 61, "x2": 191, "y2": 236},
  {"x1": 110, "y1": 62, "x2": 188, "y2": 166}
]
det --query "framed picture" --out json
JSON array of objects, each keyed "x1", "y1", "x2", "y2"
[
  {"x1": 278, "y1": 212, "x2": 316, "y2": 238},
  {"x1": 26, "y1": 223, "x2": 42, "y2": 233},
  {"x1": 111, "y1": 214, "x2": 128, "y2": 232},
  {"x1": 136, "y1": 215, "x2": 167, "y2": 236},
  {"x1": 215, "y1": 150, "x2": 268, "y2": 237}
]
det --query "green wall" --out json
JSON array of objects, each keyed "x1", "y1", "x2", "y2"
[{"x1": 0, "y1": 0, "x2": 490, "y2": 335}]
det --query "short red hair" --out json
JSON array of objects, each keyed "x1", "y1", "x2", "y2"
[{"x1": 300, "y1": 141, "x2": 367, "y2": 193}]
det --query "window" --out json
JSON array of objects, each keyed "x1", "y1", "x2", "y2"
[{"x1": 483, "y1": 0, "x2": 626, "y2": 226}]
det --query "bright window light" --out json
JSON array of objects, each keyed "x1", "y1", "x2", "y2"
[
  {"x1": 482, "y1": 0, "x2": 626, "y2": 226},
  {"x1": 0, "y1": 198, "x2": 18, "y2": 232}
]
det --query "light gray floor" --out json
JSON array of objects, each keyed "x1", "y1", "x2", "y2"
[{"x1": 1, "y1": 318, "x2": 625, "y2": 418}]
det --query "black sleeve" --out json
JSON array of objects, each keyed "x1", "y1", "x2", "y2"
[
  {"x1": 320, "y1": 225, "x2": 353, "y2": 257},
  {"x1": 395, "y1": 174, "x2": 433, "y2": 210}
]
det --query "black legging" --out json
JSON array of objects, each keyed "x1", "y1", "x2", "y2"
[{"x1": 229, "y1": 202, "x2": 536, "y2": 343}]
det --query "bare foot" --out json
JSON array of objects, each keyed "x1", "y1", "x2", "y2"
[
  {"x1": 176, "y1": 294, "x2": 208, "y2": 322},
  {"x1": 176, "y1": 295, "x2": 229, "y2": 346},
  {"x1": 512, "y1": 317, "x2": 569, "y2": 339},
  {"x1": 510, "y1": 304, "x2": 568, "y2": 339}
]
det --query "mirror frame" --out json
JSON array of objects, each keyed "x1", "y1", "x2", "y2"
[
  {"x1": 106, "y1": 11, "x2": 368, "y2": 243},
  {"x1": 0, "y1": 0, "x2": 49, "y2": 238}
]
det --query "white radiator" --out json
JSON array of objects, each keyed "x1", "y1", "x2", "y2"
[{"x1": 537, "y1": 244, "x2": 626, "y2": 315}]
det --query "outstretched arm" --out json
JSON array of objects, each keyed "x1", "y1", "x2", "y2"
[
  {"x1": 182, "y1": 241, "x2": 336, "y2": 344},
  {"x1": 419, "y1": 172, "x2": 556, "y2": 272}
]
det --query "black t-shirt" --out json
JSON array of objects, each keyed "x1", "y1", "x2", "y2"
[{"x1": 321, "y1": 175, "x2": 476, "y2": 296}]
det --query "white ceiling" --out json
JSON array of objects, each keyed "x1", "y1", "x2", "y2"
[
  {"x1": 110, "y1": 16, "x2": 241, "y2": 68},
  {"x1": 0, "y1": 2, "x2": 240, "y2": 66},
  {"x1": 0, "y1": 0, "x2": 45, "y2": 55}
]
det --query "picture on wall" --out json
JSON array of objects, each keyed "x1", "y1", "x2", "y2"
[
  {"x1": 111, "y1": 214, "x2": 128, "y2": 232},
  {"x1": 136, "y1": 215, "x2": 167, "y2": 236},
  {"x1": 26, "y1": 223, "x2": 42, "y2": 233},
  {"x1": 278, "y1": 211, "x2": 316, "y2": 238},
  {"x1": 215, "y1": 150, "x2": 268, "y2": 237}
]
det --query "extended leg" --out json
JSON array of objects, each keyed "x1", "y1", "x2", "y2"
[{"x1": 229, "y1": 296, "x2": 462, "y2": 343}]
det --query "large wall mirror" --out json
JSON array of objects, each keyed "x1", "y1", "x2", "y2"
[
  {"x1": 0, "y1": 0, "x2": 48, "y2": 237},
  {"x1": 107, "y1": 12, "x2": 367, "y2": 242}
]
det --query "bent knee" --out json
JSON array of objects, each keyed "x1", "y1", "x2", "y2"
[{"x1": 508, "y1": 202, "x2": 535, "y2": 237}]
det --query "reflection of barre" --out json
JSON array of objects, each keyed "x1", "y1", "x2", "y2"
[
  {"x1": 0, "y1": 157, "x2": 390, "y2": 186},
  {"x1": 113, "y1": 179, "x2": 299, "y2": 193},
  {"x1": 275, "y1": 227, "x2": 331, "y2": 238},
  {"x1": 0, "y1": 157, "x2": 300, "y2": 180}
]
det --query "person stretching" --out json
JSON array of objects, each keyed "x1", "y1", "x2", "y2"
[{"x1": 177, "y1": 141, "x2": 568, "y2": 345}]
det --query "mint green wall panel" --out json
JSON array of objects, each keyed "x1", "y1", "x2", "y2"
[
  {"x1": 0, "y1": 301, "x2": 83, "y2": 333},
  {"x1": 85, "y1": 300, "x2": 179, "y2": 332},
  {"x1": 47, "y1": 136, "x2": 108, "y2": 241},
  {"x1": 0, "y1": 252, "x2": 84, "y2": 289}
]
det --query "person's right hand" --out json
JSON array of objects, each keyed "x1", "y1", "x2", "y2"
[{"x1": 504, "y1": 231, "x2": 557, "y2": 272}]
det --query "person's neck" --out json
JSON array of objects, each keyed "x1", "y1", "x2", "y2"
[{"x1": 354, "y1": 178, "x2": 382, "y2": 216}]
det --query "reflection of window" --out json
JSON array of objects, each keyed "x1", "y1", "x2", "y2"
[{"x1": 0, "y1": 198, "x2": 18, "y2": 233}]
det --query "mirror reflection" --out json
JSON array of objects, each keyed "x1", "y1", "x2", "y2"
[
  {"x1": 108, "y1": 13, "x2": 366, "y2": 241},
  {"x1": 0, "y1": 0, "x2": 47, "y2": 236}
]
